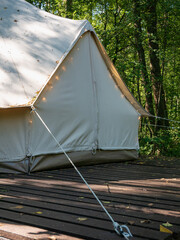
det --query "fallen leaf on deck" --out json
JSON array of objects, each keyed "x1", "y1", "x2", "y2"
[
  {"x1": 162, "y1": 222, "x2": 173, "y2": 227},
  {"x1": 102, "y1": 201, "x2": 111, "y2": 204},
  {"x1": 140, "y1": 220, "x2": 151, "y2": 224},
  {"x1": 148, "y1": 203, "x2": 154, "y2": 206},
  {"x1": 128, "y1": 221, "x2": 135, "y2": 225},
  {"x1": 77, "y1": 217, "x2": 88, "y2": 222},
  {"x1": 34, "y1": 211, "x2": 43, "y2": 214},
  {"x1": 11, "y1": 205, "x2": 24, "y2": 209},
  {"x1": 160, "y1": 225, "x2": 173, "y2": 234},
  {"x1": 79, "y1": 197, "x2": 84, "y2": 199}
]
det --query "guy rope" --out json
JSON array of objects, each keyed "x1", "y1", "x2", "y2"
[{"x1": 31, "y1": 105, "x2": 133, "y2": 239}]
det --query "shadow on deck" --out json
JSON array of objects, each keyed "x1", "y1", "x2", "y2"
[{"x1": 0, "y1": 160, "x2": 180, "y2": 240}]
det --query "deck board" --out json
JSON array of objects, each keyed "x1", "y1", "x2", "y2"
[{"x1": 0, "y1": 161, "x2": 179, "y2": 240}]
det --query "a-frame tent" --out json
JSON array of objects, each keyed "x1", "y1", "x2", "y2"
[{"x1": 0, "y1": 0, "x2": 150, "y2": 173}]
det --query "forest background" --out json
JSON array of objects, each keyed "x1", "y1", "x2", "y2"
[{"x1": 26, "y1": 0, "x2": 180, "y2": 157}]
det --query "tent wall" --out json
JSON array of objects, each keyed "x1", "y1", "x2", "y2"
[
  {"x1": 28, "y1": 32, "x2": 139, "y2": 171},
  {"x1": 0, "y1": 108, "x2": 30, "y2": 173},
  {"x1": 29, "y1": 32, "x2": 95, "y2": 157},
  {"x1": 0, "y1": 32, "x2": 140, "y2": 173},
  {"x1": 30, "y1": 150, "x2": 138, "y2": 172},
  {"x1": 89, "y1": 33, "x2": 139, "y2": 150}
]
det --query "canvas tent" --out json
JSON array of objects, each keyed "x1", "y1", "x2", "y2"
[{"x1": 0, "y1": 0, "x2": 150, "y2": 173}]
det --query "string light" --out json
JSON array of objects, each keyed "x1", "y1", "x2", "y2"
[
  {"x1": 48, "y1": 82, "x2": 53, "y2": 89},
  {"x1": 42, "y1": 97, "x2": 46, "y2": 102},
  {"x1": 62, "y1": 65, "x2": 66, "y2": 71},
  {"x1": 69, "y1": 57, "x2": 73, "y2": 63},
  {"x1": 55, "y1": 75, "x2": 59, "y2": 80},
  {"x1": 29, "y1": 120, "x2": 32, "y2": 124}
]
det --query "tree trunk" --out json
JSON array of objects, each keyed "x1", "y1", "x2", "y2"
[
  {"x1": 113, "y1": 0, "x2": 119, "y2": 64},
  {"x1": 133, "y1": 0, "x2": 155, "y2": 120},
  {"x1": 66, "y1": 0, "x2": 73, "y2": 19},
  {"x1": 145, "y1": 0, "x2": 169, "y2": 128},
  {"x1": 103, "y1": 0, "x2": 108, "y2": 48}
]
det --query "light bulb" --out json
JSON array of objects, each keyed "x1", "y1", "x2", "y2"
[{"x1": 62, "y1": 66, "x2": 66, "y2": 71}]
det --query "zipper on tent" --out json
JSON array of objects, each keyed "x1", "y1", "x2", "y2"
[{"x1": 88, "y1": 32, "x2": 99, "y2": 153}]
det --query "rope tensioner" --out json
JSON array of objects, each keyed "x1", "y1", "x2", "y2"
[
  {"x1": 30, "y1": 106, "x2": 133, "y2": 239},
  {"x1": 113, "y1": 222, "x2": 133, "y2": 239}
]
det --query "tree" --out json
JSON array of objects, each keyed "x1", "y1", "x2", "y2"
[
  {"x1": 133, "y1": 0, "x2": 155, "y2": 119},
  {"x1": 66, "y1": 0, "x2": 73, "y2": 18},
  {"x1": 145, "y1": 0, "x2": 169, "y2": 128}
]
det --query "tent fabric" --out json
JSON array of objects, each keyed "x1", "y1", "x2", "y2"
[
  {"x1": 0, "y1": 0, "x2": 148, "y2": 117},
  {"x1": 30, "y1": 150, "x2": 138, "y2": 173},
  {"x1": 92, "y1": 34, "x2": 150, "y2": 117},
  {"x1": 0, "y1": 150, "x2": 138, "y2": 174},
  {"x1": 0, "y1": 108, "x2": 29, "y2": 162},
  {"x1": 0, "y1": 0, "x2": 149, "y2": 173},
  {"x1": 0, "y1": 0, "x2": 91, "y2": 108},
  {"x1": 29, "y1": 33, "x2": 139, "y2": 156}
]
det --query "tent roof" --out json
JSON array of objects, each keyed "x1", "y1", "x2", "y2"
[
  {"x1": 0, "y1": 0, "x2": 149, "y2": 116},
  {"x1": 0, "y1": 0, "x2": 92, "y2": 108}
]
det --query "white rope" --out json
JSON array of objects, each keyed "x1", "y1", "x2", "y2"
[
  {"x1": 31, "y1": 106, "x2": 133, "y2": 239},
  {"x1": 149, "y1": 115, "x2": 180, "y2": 124},
  {"x1": 142, "y1": 123, "x2": 180, "y2": 130}
]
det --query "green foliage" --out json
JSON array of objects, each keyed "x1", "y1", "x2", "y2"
[{"x1": 139, "y1": 128, "x2": 180, "y2": 157}]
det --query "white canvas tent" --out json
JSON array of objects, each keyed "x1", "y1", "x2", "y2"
[{"x1": 0, "y1": 0, "x2": 150, "y2": 173}]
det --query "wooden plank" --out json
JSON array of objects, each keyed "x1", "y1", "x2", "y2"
[
  {"x1": 0, "y1": 201, "x2": 170, "y2": 240},
  {"x1": 0, "y1": 194, "x2": 179, "y2": 233},
  {"x1": 1, "y1": 177, "x2": 180, "y2": 202},
  {"x1": 1, "y1": 179, "x2": 179, "y2": 210},
  {"x1": 0, "y1": 162, "x2": 179, "y2": 240},
  {"x1": 0, "y1": 190, "x2": 179, "y2": 228},
  {"x1": 0, "y1": 208, "x2": 149, "y2": 240}
]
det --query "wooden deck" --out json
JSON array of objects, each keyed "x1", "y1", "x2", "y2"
[{"x1": 0, "y1": 160, "x2": 180, "y2": 240}]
